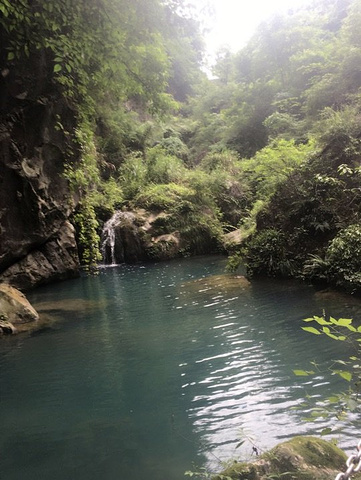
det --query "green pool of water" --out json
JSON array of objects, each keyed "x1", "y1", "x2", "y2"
[{"x1": 0, "y1": 256, "x2": 360, "y2": 479}]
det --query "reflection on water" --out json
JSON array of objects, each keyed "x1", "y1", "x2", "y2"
[{"x1": 0, "y1": 256, "x2": 360, "y2": 480}]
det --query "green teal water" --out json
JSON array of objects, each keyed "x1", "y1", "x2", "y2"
[{"x1": 0, "y1": 256, "x2": 360, "y2": 480}]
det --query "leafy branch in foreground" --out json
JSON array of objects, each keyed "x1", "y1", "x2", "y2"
[{"x1": 293, "y1": 314, "x2": 361, "y2": 429}]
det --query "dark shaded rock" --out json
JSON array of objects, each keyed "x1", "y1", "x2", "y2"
[
  {"x1": 101, "y1": 207, "x2": 225, "y2": 264},
  {"x1": 101, "y1": 209, "x2": 186, "y2": 264},
  {"x1": 0, "y1": 221, "x2": 80, "y2": 290},
  {"x1": 101, "y1": 210, "x2": 181, "y2": 263},
  {"x1": 0, "y1": 42, "x2": 81, "y2": 288},
  {"x1": 101, "y1": 211, "x2": 147, "y2": 264},
  {"x1": 0, "y1": 99, "x2": 78, "y2": 272},
  {"x1": 0, "y1": 319, "x2": 16, "y2": 335},
  {"x1": 147, "y1": 233, "x2": 182, "y2": 260}
]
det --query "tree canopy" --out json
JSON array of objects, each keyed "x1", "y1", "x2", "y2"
[{"x1": 1, "y1": 0, "x2": 361, "y2": 291}]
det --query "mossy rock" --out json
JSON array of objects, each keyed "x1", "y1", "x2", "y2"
[
  {"x1": 215, "y1": 436, "x2": 351, "y2": 480},
  {"x1": 213, "y1": 462, "x2": 258, "y2": 480}
]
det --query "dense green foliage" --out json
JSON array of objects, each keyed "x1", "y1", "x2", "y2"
[
  {"x1": 201, "y1": 0, "x2": 361, "y2": 293},
  {"x1": 2, "y1": 0, "x2": 361, "y2": 288},
  {"x1": 0, "y1": 0, "x2": 205, "y2": 265}
]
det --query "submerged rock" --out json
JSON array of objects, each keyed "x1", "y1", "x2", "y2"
[
  {"x1": 34, "y1": 298, "x2": 106, "y2": 314},
  {"x1": 180, "y1": 274, "x2": 251, "y2": 295},
  {"x1": 215, "y1": 436, "x2": 348, "y2": 480},
  {"x1": 176, "y1": 274, "x2": 251, "y2": 308}
]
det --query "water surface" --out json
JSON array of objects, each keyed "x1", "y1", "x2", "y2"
[{"x1": 0, "y1": 256, "x2": 360, "y2": 480}]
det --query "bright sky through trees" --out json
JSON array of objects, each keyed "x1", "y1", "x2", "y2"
[{"x1": 202, "y1": 0, "x2": 312, "y2": 60}]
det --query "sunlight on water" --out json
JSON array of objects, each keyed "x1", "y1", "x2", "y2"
[{"x1": 0, "y1": 256, "x2": 360, "y2": 480}]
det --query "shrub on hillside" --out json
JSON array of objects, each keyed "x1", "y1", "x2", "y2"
[
  {"x1": 326, "y1": 224, "x2": 361, "y2": 291},
  {"x1": 245, "y1": 229, "x2": 295, "y2": 277}
]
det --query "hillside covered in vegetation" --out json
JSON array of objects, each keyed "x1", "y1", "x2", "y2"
[{"x1": 0, "y1": 0, "x2": 360, "y2": 293}]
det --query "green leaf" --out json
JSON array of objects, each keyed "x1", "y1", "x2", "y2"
[
  {"x1": 293, "y1": 369, "x2": 314, "y2": 376},
  {"x1": 7, "y1": 51, "x2": 15, "y2": 61},
  {"x1": 346, "y1": 398, "x2": 358, "y2": 411},
  {"x1": 324, "y1": 332, "x2": 339, "y2": 340},
  {"x1": 323, "y1": 328, "x2": 343, "y2": 340},
  {"x1": 346, "y1": 325, "x2": 357, "y2": 332},
  {"x1": 321, "y1": 427, "x2": 333, "y2": 435},
  {"x1": 336, "y1": 318, "x2": 353, "y2": 327},
  {"x1": 302, "y1": 326, "x2": 322, "y2": 335},
  {"x1": 335, "y1": 370, "x2": 352, "y2": 381},
  {"x1": 313, "y1": 316, "x2": 332, "y2": 325},
  {"x1": 54, "y1": 64, "x2": 62, "y2": 73}
]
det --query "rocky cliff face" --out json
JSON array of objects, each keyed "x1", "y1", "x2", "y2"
[{"x1": 0, "y1": 50, "x2": 80, "y2": 290}]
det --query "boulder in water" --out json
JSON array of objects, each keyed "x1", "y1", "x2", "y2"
[
  {"x1": 216, "y1": 436, "x2": 347, "y2": 480},
  {"x1": 0, "y1": 283, "x2": 39, "y2": 334}
]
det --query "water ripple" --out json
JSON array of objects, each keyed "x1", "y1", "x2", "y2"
[{"x1": 1, "y1": 257, "x2": 360, "y2": 480}]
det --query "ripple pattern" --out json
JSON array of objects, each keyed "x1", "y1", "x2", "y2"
[{"x1": 0, "y1": 257, "x2": 360, "y2": 480}]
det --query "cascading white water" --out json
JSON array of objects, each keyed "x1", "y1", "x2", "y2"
[
  {"x1": 100, "y1": 211, "x2": 136, "y2": 264},
  {"x1": 101, "y1": 211, "x2": 123, "y2": 264}
]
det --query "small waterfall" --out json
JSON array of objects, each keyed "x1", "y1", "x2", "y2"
[
  {"x1": 100, "y1": 211, "x2": 138, "y2": 264},
  {"x1": 100, "y1": 211, "x2": 124, "y2": 265}
]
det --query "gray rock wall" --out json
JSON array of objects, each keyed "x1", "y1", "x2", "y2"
[{"x1": 0, "y1": 50, "x2": 80, "y2": 290}]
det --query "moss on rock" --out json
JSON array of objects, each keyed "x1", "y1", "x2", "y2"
[{"x1": 214, "y1": 437, "x2": 350, "y2": 480}]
